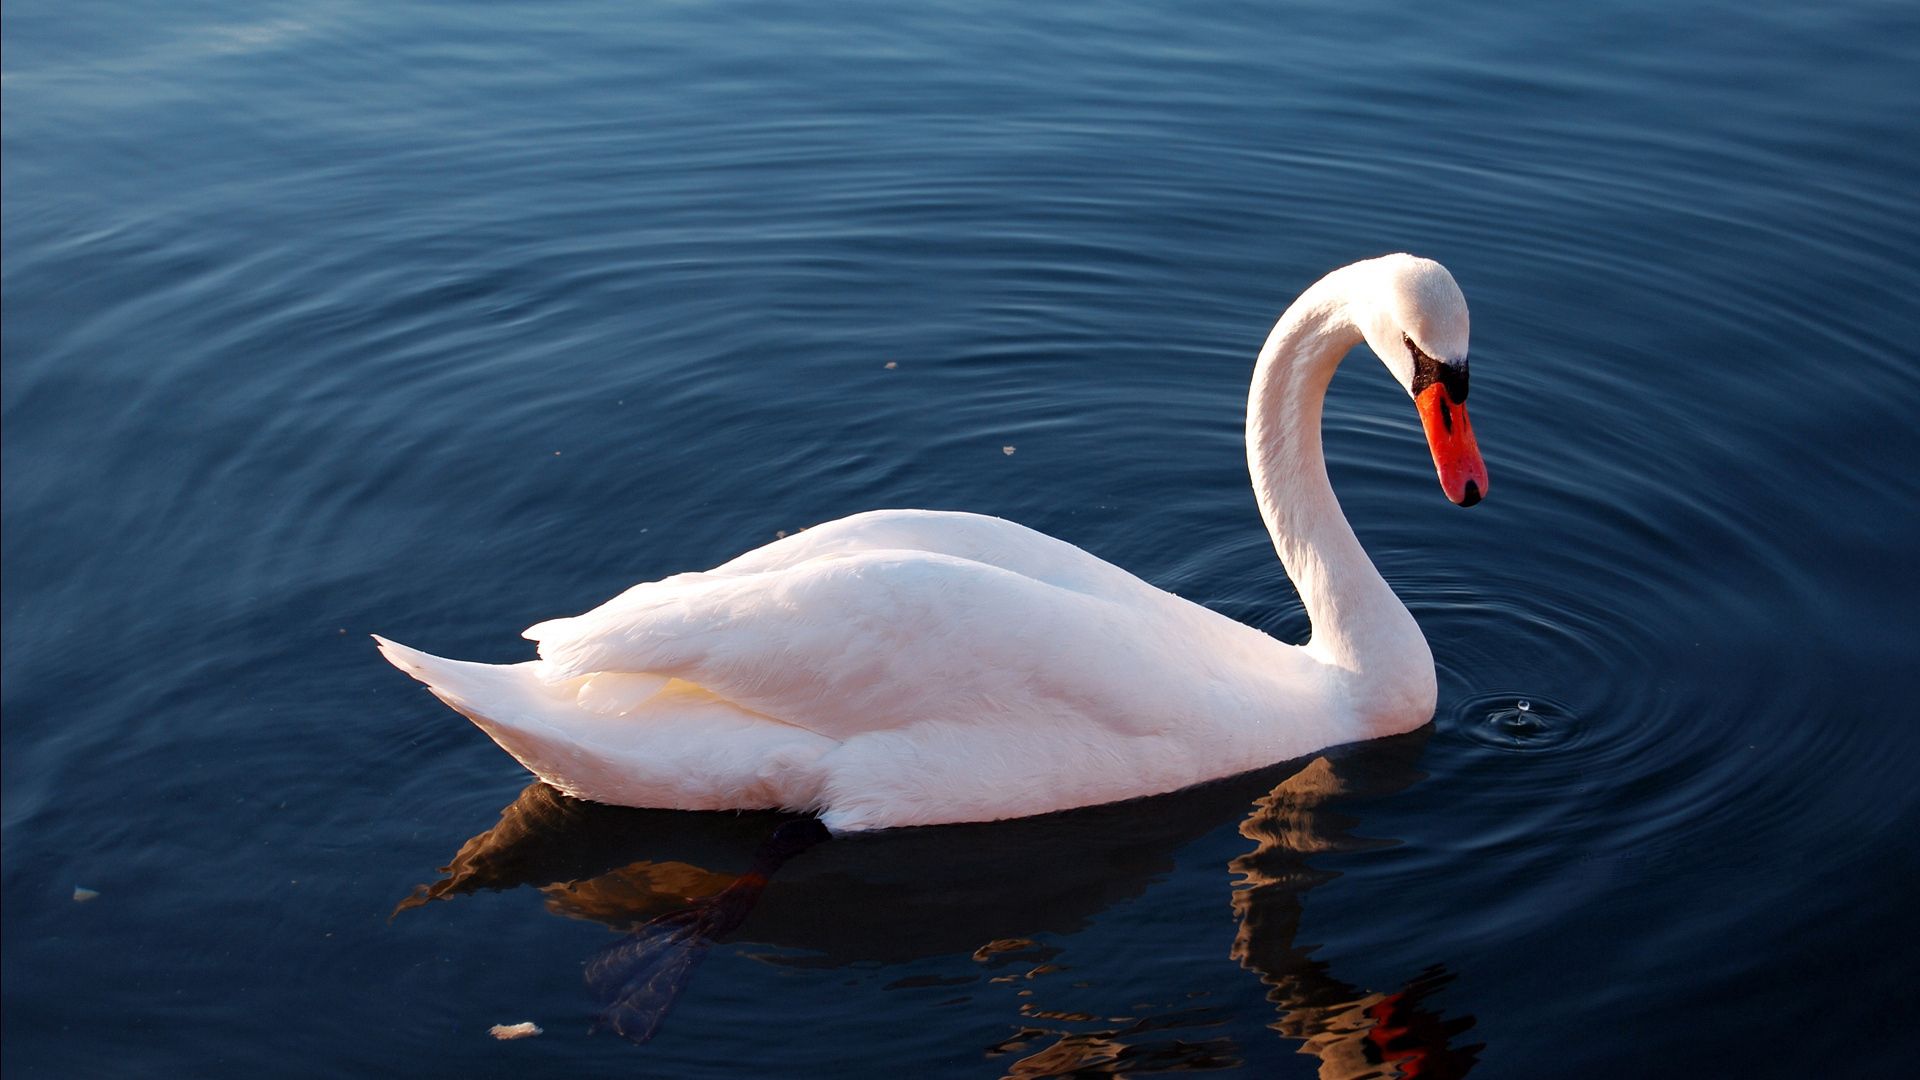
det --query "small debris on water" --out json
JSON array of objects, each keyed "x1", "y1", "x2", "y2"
[
  {"x1": 489, "y1": 1022, "x2": 542, "y2": 1040},
  {"x1": 73, "y1": 887, "x2": 99, "y2": 902},
  {"x1": 1002, "y1": 445, "x2": 1016, "y2": 456},
  {"x1": 884, "y1": 361, "x2": 898, "y2": 369}
]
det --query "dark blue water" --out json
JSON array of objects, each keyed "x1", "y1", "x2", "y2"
[{"x1": 6, "y1": 1, "x2": 1917, "y2": 1075}]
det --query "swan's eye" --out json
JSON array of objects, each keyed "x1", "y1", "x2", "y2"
[{"x1": 1405, "y1": 333, "x2": 1469, "y2": 403}]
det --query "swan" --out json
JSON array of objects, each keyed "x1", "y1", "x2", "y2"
[{"x1": 376, "y1": 253, "x2": 1488, "y2": 832}]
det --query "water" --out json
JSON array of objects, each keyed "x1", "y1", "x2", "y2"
[{"x1": 5, "y1": 1, "x2": 1917, "y2": 1075}]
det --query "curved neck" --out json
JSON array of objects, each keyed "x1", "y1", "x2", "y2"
[{"x1": 1247, "y1": 272, "x2": 1423, "y2": 675}]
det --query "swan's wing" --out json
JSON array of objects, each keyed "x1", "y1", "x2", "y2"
[
  {"x1": 616, "y1": 509, "x2": 1167, "y2": 608},
  {"x1": 524, "y1": 547, "x2": 1235, "y2": 743}
]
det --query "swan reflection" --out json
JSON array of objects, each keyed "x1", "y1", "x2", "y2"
[
  {"x1": 1226, "y1": 754, "x2": 1480, "y2": 1079},
  {"x1": 398, "y1": 731, "x2": 1477, "y2": 1075}
]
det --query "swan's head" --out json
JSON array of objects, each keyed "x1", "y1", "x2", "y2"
[{"x1": 1348, "y1": 254, "x2": 1488, "y2": 507}]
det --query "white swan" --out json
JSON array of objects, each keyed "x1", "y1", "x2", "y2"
[{"x1": 376, "y1": 254, "x2": 1488, "y2": 832}]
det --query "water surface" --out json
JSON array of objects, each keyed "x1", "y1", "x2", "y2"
[{"x1": 5, "y1": 1, "x2": 1917, "y2": 1076}]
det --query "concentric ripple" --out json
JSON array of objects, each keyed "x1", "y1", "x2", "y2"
[{"x1": 1451, "y1": 691, "x2": 1581, "y2": 753}]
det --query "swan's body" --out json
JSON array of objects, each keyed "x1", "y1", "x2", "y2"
[{"x1": 377, "y1": 254, "x2": 1487, "y2": 832}]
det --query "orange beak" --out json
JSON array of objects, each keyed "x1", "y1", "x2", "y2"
[{"x1": 1415, "y1": 383, "x2": 1488, "y2": 507}]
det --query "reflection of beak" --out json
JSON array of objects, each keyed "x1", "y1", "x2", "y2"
[{"x1": 1414, "y1": 383, "x2": 1488, "y2": 507}]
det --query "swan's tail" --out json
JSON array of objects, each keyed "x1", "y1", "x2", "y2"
[
  {"x1": 371, "y1": 636, "x2": 832, "y2": 811},
  {"x1": 374, "y1": 635, "x2": 553, "y2": 717},
  {"x1": 374, "y1": 633, "x2": 648, "y2": 801}
]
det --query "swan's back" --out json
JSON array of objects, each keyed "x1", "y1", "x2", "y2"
[{"x1": 639, "y1": 509, "x2": 1170, "y2": 604}]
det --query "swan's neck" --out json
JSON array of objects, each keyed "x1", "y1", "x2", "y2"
[{"x1": 1248, "y1": 273, "x2": 1429, "y2": 687}]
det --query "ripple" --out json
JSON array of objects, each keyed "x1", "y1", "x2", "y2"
[{"x1": 1451, "y1": 691, "x2": 1582, "y2": 753}]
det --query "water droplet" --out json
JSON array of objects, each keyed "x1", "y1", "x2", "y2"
[{"x1": 1452, "y1": 692, "x2": 1580, "y2": 753}]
